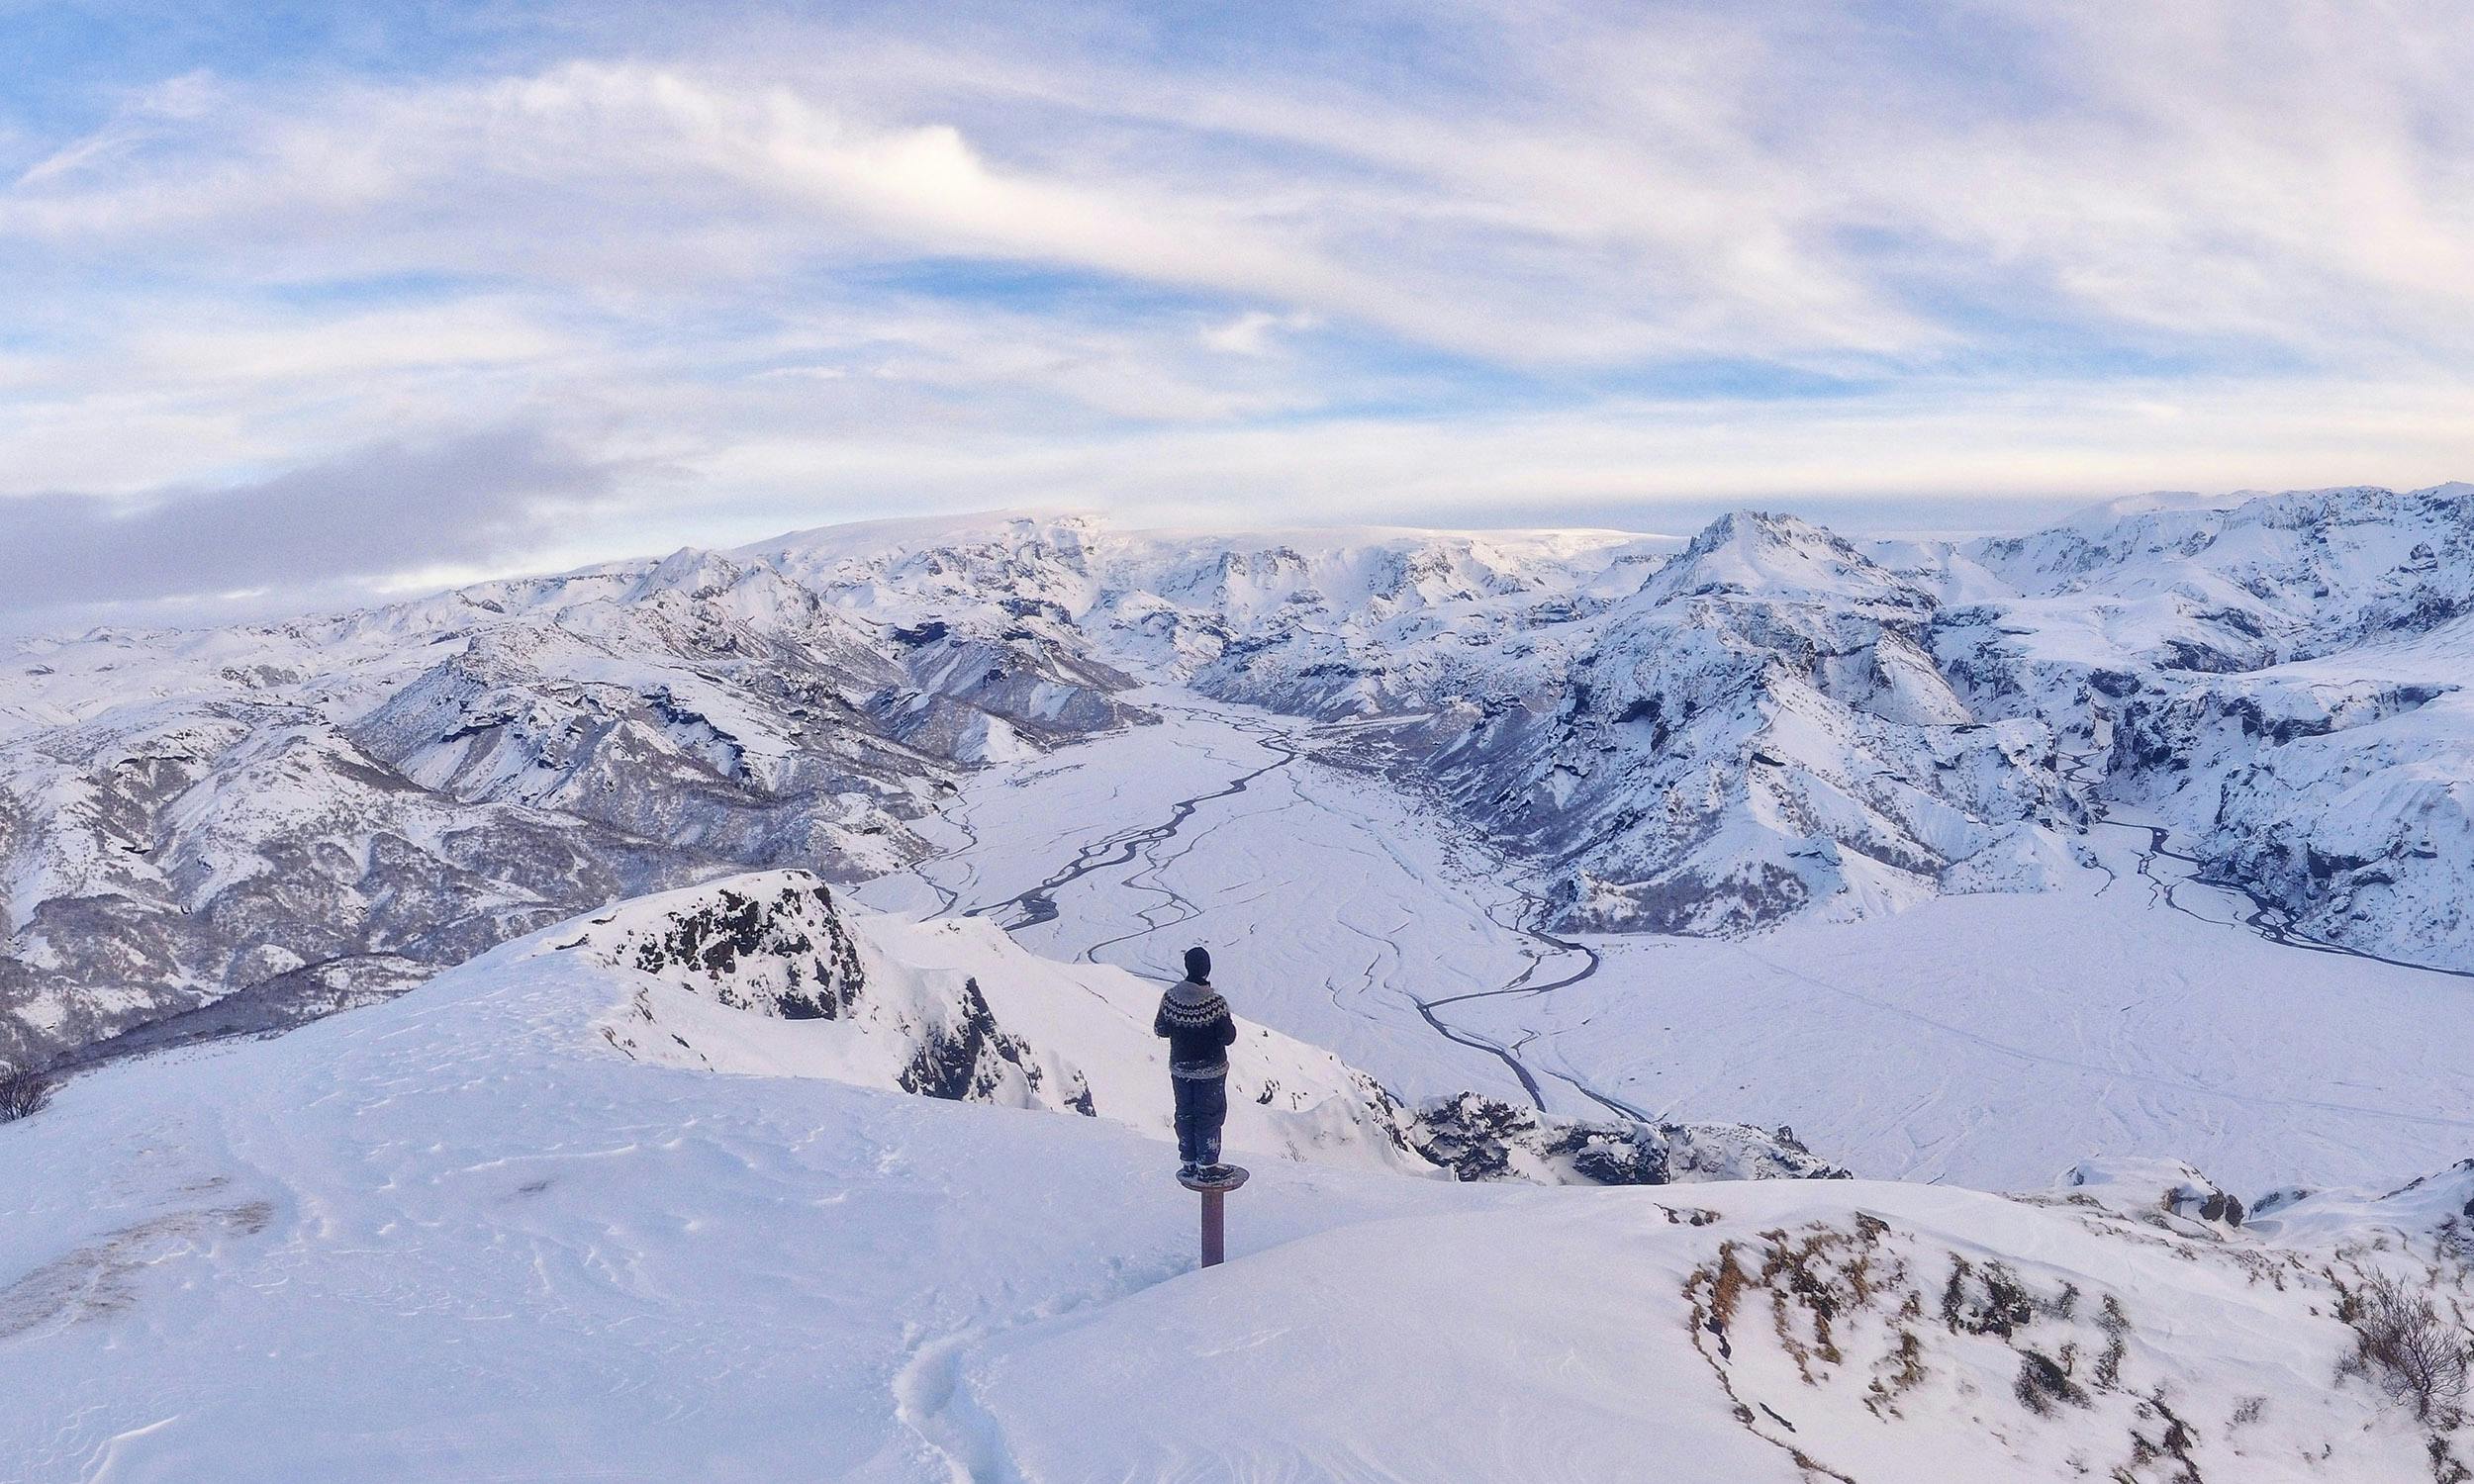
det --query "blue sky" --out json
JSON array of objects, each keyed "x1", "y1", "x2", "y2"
[{"x1": 5, "y1": 0, "x2": 2474, "y2": 620}]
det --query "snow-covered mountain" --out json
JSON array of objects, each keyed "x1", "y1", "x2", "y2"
[
  {"x1": 748, "y1": 510, "x2": 2085, "y2": 933},
  {"x1": 0, "y1": 552, "x2": 1142, "y2": 1069},
  {"x1": 1947, "y1": 485, "x2": 2474, "y2": 971},
  {"x1": 0, "y1": 871, "x2": 2463, "y2": 1481},
  {"x1": 6, "y1": 484, "x2": 2471, "y2": 1073},
  {"x1": 762, "y1": 488, "x2": 2471, "y2": 960}
]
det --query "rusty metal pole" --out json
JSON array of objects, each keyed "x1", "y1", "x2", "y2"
[
  {"x1": 1200, "y1": 1188, "x2": 1227, "y2": 1267},
  {"x1": 1180, "y1": 1164, "x2": 1249, "y2": 1269}
]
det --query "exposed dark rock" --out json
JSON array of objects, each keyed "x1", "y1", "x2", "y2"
[
  {"x1": 1407, "y1": 1092, "x2": 1849, "y2": 1186},
  {"x1": 896, "y1": 976, "x2": 1041, "y2": 1102},
  {"x1": 625, "y1": 882, "x2": 864, "y2": 1021}
]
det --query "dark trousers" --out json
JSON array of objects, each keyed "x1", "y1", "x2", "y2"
[{"x1": 1172, "y1": 1074, "x2": 1227, "y2": 1165}]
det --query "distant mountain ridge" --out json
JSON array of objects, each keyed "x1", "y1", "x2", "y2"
[
  {"x1": 767, "y1": 487, "x2": 2470, "y2": 959},
  {"x1": 5, "y1": 483, "x2": 2469, "y2": 1069}
]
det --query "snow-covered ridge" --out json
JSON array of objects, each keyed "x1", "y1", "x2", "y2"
[
  {"x1": 0, "y1": 877, "x2": 2465, "y2": 1479},
  {"x1": 1940, "y1": 483, "x2": 2474, "y2": 971},
  {"x1": 564, "y1": 871, "x2": 1845, "y2": 1186},
  {"x1": 575, "y1": 871, "x2": 1423, "y2": 1173}
]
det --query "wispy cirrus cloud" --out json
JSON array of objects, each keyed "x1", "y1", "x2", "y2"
[{"x1": 2, "y1": 0, "x2": 2473, "y2": 621}]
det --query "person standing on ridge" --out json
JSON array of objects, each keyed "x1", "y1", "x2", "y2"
[{"x1": 1155, "y1": 946, "x2": 1237, "y2": 1181}]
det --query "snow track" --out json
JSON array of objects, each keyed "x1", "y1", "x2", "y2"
[{"x1": 1721, "y1": 934, "x2": 2474, "y2": 1138}]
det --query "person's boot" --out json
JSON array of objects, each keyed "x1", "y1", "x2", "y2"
[{"x1": 1178, "y1": 1161, "x2": 1199, "y2": 1180}]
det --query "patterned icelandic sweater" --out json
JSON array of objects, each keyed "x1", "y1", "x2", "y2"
[{"x1": 1153, "y1": 979, "x2": 1237, "y2": 1079}]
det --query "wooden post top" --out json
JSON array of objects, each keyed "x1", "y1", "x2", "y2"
[{"x1": 1178, "y1": 1165, "x2": 1251, "y2": 1193}]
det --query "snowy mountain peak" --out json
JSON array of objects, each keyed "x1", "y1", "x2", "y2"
[{"x1": 1648, "y1": 509, "x2": 1931, "y2": 614}]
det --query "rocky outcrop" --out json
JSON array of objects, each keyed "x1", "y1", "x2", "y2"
[
  {"x1": 1407, "y1": 1092, "x2": 1852, "y2": 1186},
  {"x1": 2055, "y1": 1158, "x2": 2247, "y2": 1233},
  {"x1": 893, "y1": 975, "x2": 1092, "y2": 1113},
  {"x1": 603, "y1": 879, "x2": 865, "y2": 1022}
]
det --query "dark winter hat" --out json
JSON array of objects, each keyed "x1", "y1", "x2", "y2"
[{"x1": 1184, "y1": 946, "x2": 1212, "y2": 982}]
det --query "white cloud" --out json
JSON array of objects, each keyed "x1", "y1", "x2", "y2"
[
  {"x1": 1201, "y1": 310, "x2": 1318, "y2": 356},
  {"x1": 21, "y1": 10, "x2": 2474, "y2": 366},
  {"x1": 3, "y1": 0, "x2": 2474, "y2": 618},
  {"x1": 675, "y1": 373, "x2": 2474, "y2": 533},
  {"x1": 131, "y1": 303, "x2": 573, "y2": 386}
]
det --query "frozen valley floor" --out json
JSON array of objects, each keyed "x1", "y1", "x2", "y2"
[{"x1": 857, "y1": 693, "x2": 2474, "y2": 1196}]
